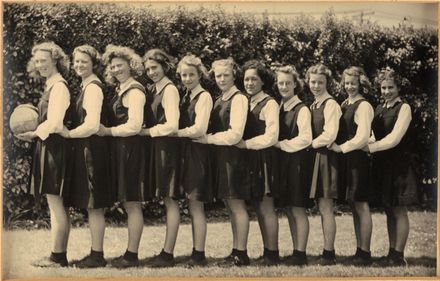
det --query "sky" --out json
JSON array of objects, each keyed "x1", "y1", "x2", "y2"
[{"x1": 130, "y1": 2, "x2": 438, "y2": 28}]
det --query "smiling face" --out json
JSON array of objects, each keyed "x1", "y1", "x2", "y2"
[
  {"x1": 344, "y1": 74, "x2": 360, "y2": 98},
  {"x1": 308, "y1": 73, "x2": 327, "y2": 98},
  {"x1": 214, "y1": 65, "x2": 235, "y2": 92},
  {"x1": 277, "y1": 72, "x2": 296, "y2": 101},
  {"x1": 73, "y1": 51, "x2": 94, "y2": 80},
  {"x1": 110, "y1": 57, "x2": 131, "y2": 83},
  {"x1": 179, "y1": 63, "x2": 200, "y2": 91},
  {"x1": 33, "y1": 50, "x2": 57, "y2": 78},
  {"x1": 380, "y1": 79, "x2": 399, "y2": 102},
  {"x1": 244, "y1": 69, "x2": 264, "y2": 96},
  {"x1": 144, "y1": 59, "x2": 165, "y2": 83}
]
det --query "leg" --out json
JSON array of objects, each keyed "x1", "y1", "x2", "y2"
[
  {"x1": 354, "y1": 202, "x2": 372, "y2": 252},
  {"x1": 88, "y1": 208, "x2": 106, "y2": 252},
  {"x1": 318, "y1": 198, "x2": 336, "y2": 251},
  {"x1": 46, "y1": 194, "x2": 70, "y2": 253},
  {"x1": 393, "y1": 206, "x2": 409, "y2": 253},
  {"x1": 291, "y1": 207, "x2": 309, "y2": 252},
  {"x1": 254, "y1": 196, "x2": 278, "y2": 251},
  {"x1": 350, "y1": 202, "x2": 361, "y2": 249},
  {"x1": 163, "y1": 197, "x2": 180, "y2": 254},
  {"x1": 227, "y1": 199, "x2": 249, "y2": 251},
  {"x1": 189, "y1": 199, "x2": 206, "y2": 252},
  {"x1": 285, "y1": 209, "x2": 297, "y2": 249},
  {"x1": 253, "y1": 200, "x2": 268, "y2": 249},
  {"x1": 385, "y1": 208, "x2": 397, "y2": 249},
  {"x1": 123, "y1": 201, "x2": 144, "y2": 253},
  {"x1": 224, "y1": 200, "x2": 238, "y2": 250}
]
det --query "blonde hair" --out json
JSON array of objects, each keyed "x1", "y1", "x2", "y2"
[
  {"x1": 102, "y1": 44, "x2": 144, "y2": 85},
  {"x1": 211, "y1": 57, "x2": 239, "y2": 77},
  {"x1": 72, "y1": 44, "x2": 102, "y2": 73},
  {"x1": 27, "y1": 41, "x2": 70, "y2": 80},
  {"x1": 340, "y1": 66, "x2": 371, "y2": 95},
  {"x1": 177, "y1": 54, "x2": 209, "y2": 80},
  {"x1": 275, "y1": 65, "x2": 304, "y2": 93}
]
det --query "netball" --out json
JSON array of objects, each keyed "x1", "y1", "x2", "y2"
[{"x1": 9, "y1": 104, "x2": 39, "y2": 135}]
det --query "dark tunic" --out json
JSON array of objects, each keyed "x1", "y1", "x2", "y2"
[
  {"x1": 309, "y1": 98, "x2": 340, "y2": 199},
  {"x1": 209, "y1": 90, "x2": 251, "y2": 200},
  {"x1": 178, "y1": 90, "x2": 213, "y2": 202},
  {"x1": 146, "y1": 83, "x2": 183, "y2": 199},
  {"x1": 30, "y1": 79, "x2": 72, "y2": 198},
  {"x1": 68, "y1": 79, "x2": 115, "y2": 209},
  {"x1": 108, "y1": 80, "x2": 146, "y2": 202},
  {"x1": 242, "y1": 95, "x2": 279, "y2": 201},
  {"x1": 371, "y1": 101, "x2": 418, "y2": 207},
  {"x1": 337, "y1": 99, "x2": 373, "y2": 202},
  {"x1": 277, "y1": 103, "x2": 313, "y2": 208}
]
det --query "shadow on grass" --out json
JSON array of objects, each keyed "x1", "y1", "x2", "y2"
[{"x1": 136, "y1": 254, "x2": 435, "y2": 268}]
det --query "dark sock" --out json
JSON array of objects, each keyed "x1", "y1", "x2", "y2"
[
  {"x1": 293, "y1": 249, "x2": 306, "y2": 259},
  {"x1": 123, "y1": 250, "x2": 138, "y2": 261},
  {"x1": 355, "y1": 247, "x2": 361, "y2": 257},
  {"x1": 191, "y1": 248, "x2": 206, "y2": 260},
  {"x1": 231, "y1": 248, "x2": 238, "y2": 256},
  {"x1": 388, "y1": 248, "x2": 396, "y2": 257},
  {"x1": 90, "y1": 249, "x2": 104, "y2": 259},
  {"x1": 51, "y1": 252, "x2": 67, "y2": 262},
  {"x1": 265, "y1": 249, "x2": 279, "y2": 260},
  {"x1": 263, "y1": 247, "x2": 269, "y2": 257},
  {"x1": 358, "y1": 249, "x2": 371, "y2": 259},
  {"x1": 236, "y1": 249, "x2": 248, "y2": 259},
  {"x1": 160, "y1": 249, "x2": 174, "y2": 260},
  {"x1": 394, "y1": 250, "x2": 404, "y2": 259},
  {"x1": 322, "y1": 249, "x2": 336, "y2": 259}
]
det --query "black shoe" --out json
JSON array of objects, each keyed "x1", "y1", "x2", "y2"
[
  {"x1": 232, "y1": 254, "x2": 250, "y2": 266},
  {"x1": 258, "y1": 255, "x2": 280, "y2": 266},
  {"x1": 351, "y1": 255, "x2": 372, "y2": 266},
  {"x1": 186, "y1": 256, "x2": 208, "y2": 267},
  {"x1": 110, "y1": 255, "x2": 139, "y2": 268},
  {"x1": 384, "y1": 255, "x2": 408, "y2": 267},
  {"x1": 32, "y1": 256, "x2": 68, "y2": 268},
  {"x1": 148, "y1": 251, "x2": 175, "y2": 268},
  {"x1": 224, "y1": 252, "x2": 237, "y2": 262},
  {"x1": 71, "y1": 254, "x2": 107, "y2": 268},
  {"x1": 284, "y1": 254, "x2": 308, "y2": 266},
  {"x1": 316, "y1": 255, "x2": 337, "y2": 266}
]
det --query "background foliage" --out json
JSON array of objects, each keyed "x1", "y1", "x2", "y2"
[{"x1": 3, "y1": 3, "x2": 438, "y2": 228}]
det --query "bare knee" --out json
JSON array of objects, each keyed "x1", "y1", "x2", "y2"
[
  {"x1": 123, "y1": 201, "x2": 142, "y2": 214},
  {"x1": 318, "y1": 199, "x2": 334, "y2": 217}
]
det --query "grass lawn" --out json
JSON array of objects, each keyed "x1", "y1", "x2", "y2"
[{"x1": 2, "y1": 211, "x2": 436, "y2": 279}]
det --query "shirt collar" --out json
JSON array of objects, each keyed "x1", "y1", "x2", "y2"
[
  {"x1": 249, "y1": 91, "x2": 268, "y2": 109},
  {"x1": 345, "y1": 94, "x2": 364, "y2": 105},
  {"x1": 281, "y1": 95, "x2": 302, "y2": 111},
  {"x1": 189, "y1": 84, "x2": 205, "y2": 100},
  {"x1": 155, "y1": 76, "x2": 172, "y2": 95},
  {"x1": 221, "y1": 85, "x2": 240, "y2": 101},
  {"x1": 81, "y1": 74, "x2": 99, "y2": 90},
  {"x1": 385, "y1": 97, "x2": 402, "y2": 108},
  {"x1": 312, "y1": 91, "x2": 332, "y2": 108},
  {"x1": 118, "y1": 77, "x2": 135, "y2": 96},
  {"x1": 45, "y1": 72, "x2": 64, "y2": 90}
]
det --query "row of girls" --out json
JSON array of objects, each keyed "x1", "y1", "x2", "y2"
[{"x1": 18, "y1": 41, "x2": 418, "y2": 269}]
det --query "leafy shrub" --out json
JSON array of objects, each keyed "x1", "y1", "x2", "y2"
[{"x1": 3, "y1": 3, "x2": 437, "y2": 228}]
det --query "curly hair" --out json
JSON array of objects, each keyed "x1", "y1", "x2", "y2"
[
  {"x1": 143, "y1": 48, "x2": 176, "y2": 81},
  {"x1": 374, "y1": 67, "x2": 403, "y2": 89},
  {"x1": 210, "y1": 57, "x2": 242, "y2": 81},
  {"x1": 176, "y1": 54, "x2": 209, "y2": 80},
  {"x1": 72, "y1": 44, "x2": 102, "y2": 74},
  {"x1": 242, "y1": 59, "x2": 274, "y2": 92},
  {"x1": 275, "y1": 65, "x2": 304, "y2": 94},
  {"x1": 340, "y1": 66, "x2": 371, "y2": 95},
  {"x1": 27, "y1": 41, "x2": 70, "y2": 80},
  {"x1": 102, "y1": 44, "x2": 144, "y2": 85},
  {"x1": 305, "y1": 63, "x2": 332, "y2": 89}
]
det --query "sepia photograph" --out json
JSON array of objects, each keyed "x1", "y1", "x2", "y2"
[{"x1": 2, "y1": 1, "x2": 438, "y2": 280}]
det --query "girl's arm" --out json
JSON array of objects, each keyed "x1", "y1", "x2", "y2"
[
  {"x1": 109, "y1": 89, "x2": 145, "y2": 137},
  {"x1": 339, "y1": 101, "x2": 374, "y2": 153},
  {"x1": 177, "y1": 92, "x2": 213, "y2": 138},
  {"x1": 68, "y1": 84, "x2": 103, "y2": 138},
  {"x1": 244, "y1": 99, "x2": 279, "y2": 150},
  {"x1": 149, "y1": 85, "x2": 180, "y2": 137},
  {"x1": 207, "y1": 94, "x2": 248, "y2": 146},
  {"x1": 35, "y1": 82, "x2": 70, "y2": 140},
  {"x1": 311, "y1": 99, "x2": 342, "y2": 149},
  {"x1": 368, "y1": 103, "x2": 412, "y2": 153},
  {"x1": 279, "y1": 107, "x2": 312, "y2": 153}
]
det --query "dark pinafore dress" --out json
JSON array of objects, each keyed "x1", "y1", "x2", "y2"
[
  {"x1": 337, "y1": 99, "x2": 373, "y2": 202},
  {"x1": 68, "y1": 79, "x2": 115, "y2": 209},
  {"x1": 108, "y1": 80, "x2": 146, "y2": 202},
  {"x1": 242, "y1": 95, "x2": 280, "y2": 201},
  {"x1": 278, "y1": 103, "x2": 313, "y2": 208},
  {"x1": 178, "y1": 90, "x2": 213, "y2": 202},
  {"x1": 371, "y1": 101, "x2": 418, "y2": 207},
  {"x1": 309, "y1": 98, "x2": 340, "y2": 199},
  {"x1": 209, "y1": 90, "x2": 251, "y2": 200},
  {"x1": 30, "y1": 79, "x2": 72, "y2": 199},
  {"x1": 146, "y1": 83, "x2": 183, "y2": 199}
]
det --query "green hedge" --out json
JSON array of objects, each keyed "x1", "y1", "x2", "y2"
[{"x1": 3, "y1": 3, "x2": 438, "y2": 228}]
